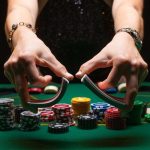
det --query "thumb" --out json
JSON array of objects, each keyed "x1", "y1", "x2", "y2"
[{"x1": 76, "y1": 56, "x2": 112, "y2": 79}]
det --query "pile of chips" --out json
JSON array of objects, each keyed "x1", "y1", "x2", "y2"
[
  {"x1": 91, "y1": 102, "x2": 111, "y2": 123},
  {"x1": 38, "y1": 108, "x2": 55, "y2": 122},
  {"x1": 18, "y1": 111, "x2": 40, "y2": 131},
  {"x1": 14, "y1": 105, "x2": 26, "y2": 124},
  {"x1": 0, "y1": 98, "x2": 15, "y2": 131},
  {"x1": 105, "y1": 107, "x2": 127, "y2": 130},
  {"x1": 77, "y1": 114, "x2": 97, "y2": 129},
  {"x1": 127, "y1": 100, "x2": 144, "y2": 125},
  {"x1": 71, "y1": 97, "x2": 91, "y2": 118},
  {"x1": 52, "y1": 104, "x2": 75, "y2": 126}
]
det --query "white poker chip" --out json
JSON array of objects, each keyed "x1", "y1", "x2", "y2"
[
  {"x1": 118, "y1": 83, "x2": 126, "y2": 93},
  {"x1": 146, "y1": 108, "x2": 150, "y2": 114},
  {"x1": 44, "y1": 85, "x2": 59, "y2": 94}
]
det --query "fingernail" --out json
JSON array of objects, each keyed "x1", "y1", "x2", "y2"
[
  {"x1": 65, "y1": 72, "x2": 74, "y2": 79},
  {"x1": 76, "y1": 71, "x2": 82, "y2": 76}
]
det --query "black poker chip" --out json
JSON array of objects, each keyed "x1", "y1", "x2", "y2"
[
  {"x1": 77, "y1": 114, "x2": 97, "y2": 129},
  {"x1": 48, "y1": 122, "x2": 69, "y2": 133}
]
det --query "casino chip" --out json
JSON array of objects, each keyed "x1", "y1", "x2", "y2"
[
  {"x1": 71, "y1": 97, "x2": 91, "y2": 118},
  {"x1": 91, "y1": 102, "x2": 111, "y2": 124},
  {"x1": 18, "y1": 111, "x2": 40, "y2": 131},
  {"x1": 104, "y1": 87, "x2": 117, "y2": 94},
  {"x1": 117, "y1": 83, "x2": 126, "y2": 93},
  {"x1": 127, "y1": 100, "x2": 144, "y2": 125},
  {"x1": 40, "y1": 109, "x2": 55, "y2": 122},
  {"x1": 144, "y1": 114, "x2": 150, "y2": 123},
  {"x1": 52, "y1": 104, "x2": 75, "y2": 126},
  {"x1": 28, "y1": 87, "x2": 43, "y2": 94},
  {"x1": 14, "y1": 105, "x2": 26, "y2": 124},
  {"x1": 0, "y1": 98, "x2": 15, "y2": 131},
  {"x1": 44, "y1": 85, "x2": 59, "y2": 94},
  {"x1": 48, "y1": 122, "x2": 69, "y2": 133},
  {"x1": 105, "y1": 107, "x2": 127, "y2": 130},
  {"x1": 77, "y1": 114, "x2": 97, "y2": 129}
]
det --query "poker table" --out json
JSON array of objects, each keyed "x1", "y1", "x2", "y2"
[{"x1": 0, "y1": 83, "x2": 150, "y2": 150}]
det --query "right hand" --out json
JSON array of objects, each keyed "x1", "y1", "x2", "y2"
[{"x1": 4, "y1": 27, "x2": 74, "y2": 106}]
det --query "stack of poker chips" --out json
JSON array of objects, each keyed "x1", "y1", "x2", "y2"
[
  {"x1": 77, "y1": 114, "x2": 97, "y2": 129},
  {"x1": 38, "y1": 108, "x2": 55, "y2": 122},
  {"x1": 71, "y1": 97, "x2": 91, "y2": 118},
  {"x1": 14, "y1": 105, "x2": 26, "y2": 124},
  {"x1": 18, "y1": 111, "x2": 40, "y2": 131},
  {"x1": 127, "y1": 100, "x2": 144, "y2": 125},
  {"x1": 105, "y1": 107, "x2": 127, "y2": 130},
  {"x1": 0, "y1": 98, "x2": 15, "y2": 131},
  {"x1": 48, "y1": 122, "x2": 69, "y2": 133},
  {"x1": 52, "y1": 104, "x2": 75, "y2": 126},
  {"x1": 91, "y1": 102, "x2": 111, "y2": 124}
]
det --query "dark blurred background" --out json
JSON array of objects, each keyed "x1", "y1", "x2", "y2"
[{"x1": 0, "y1": 0, "x2": 150, "y2": 83}]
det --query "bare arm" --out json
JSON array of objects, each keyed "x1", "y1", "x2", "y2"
[
  {"x1": 4, "y1": 0, "x2": 73, "y2": 108},
  {"x1": 112, "y1": 0, "x2": 143, "y2": 38},
  {"x1": 6, "y1": 0, "x2": 38, "y2": 35}
]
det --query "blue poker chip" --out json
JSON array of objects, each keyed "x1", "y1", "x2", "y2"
[
  {"x1": 91, "y1": 102, "x2": 110, "y2": 109},
  {"x1": 104, "y1": 87, "x2": 117, "y2": 94}
]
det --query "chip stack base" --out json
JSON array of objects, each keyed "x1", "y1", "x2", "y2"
[
  {"x1": 77, "y1": 114, "x2": 97, "y2": 129},
  {"x1": 71, "y1": 97, "x2": 91, "y2": 119},
  {"x1": 19, "y1": 111, "x2": 40, "y2": 131},
  {"x1": 48, "y1": 122, "x2": 69, "y2": 133},
  {"x1": 0, "y1": 98, "x2": 15, "y2": 131},
  {"x1": 105, "y1": 107, "x2": 127, "y2": 130},
  {"x1": 127, "y1": 100, "x2": 144, "y2": 125},
  {"x1": 52, "y1": 104, "x2": 75, "y2": 126}
]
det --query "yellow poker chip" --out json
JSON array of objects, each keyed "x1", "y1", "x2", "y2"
[
  {"x1": 71, "y1": 97, "x2": 91, "y2": 118},
  {"x1": 71, "y1": 97, "x2": 91, "y2": 103}
]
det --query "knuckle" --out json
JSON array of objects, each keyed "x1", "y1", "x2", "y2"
[
  {"x1": 18, "y1": 52, "x2": 33, "y2": 64},
  {"x1": 114, "y1": 56, "x2": 130, "y2": 67}
]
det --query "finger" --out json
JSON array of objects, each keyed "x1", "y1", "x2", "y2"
[
  {"x1": 4, "y1": 70, "x2": 15, "y2": 84},
  {"x1": 24, "y1": 61, "x2": 52, "y2": 87},
  {"x1": 125, "y1": 71, "x2": 138, "y2": 108},
  {"x1": 4, "y1": 64, "x2": 15, "y2": 85},
  {"x1": 36, "y1": 55, "x2": 74, "y2": 81},
  {"x1": 76, "y1": 57, "x2": 112, "y2": 79},
  {"x1": 97, "y1": 64, "x2": 123, "y2": 90},
  {"x1": 14, "y1": 73, "x2": 30, "y2": 108}
]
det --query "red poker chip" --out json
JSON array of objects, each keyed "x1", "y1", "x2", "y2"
[
  {"x1": 28, "y1": 88, "x2": 43, "y2": 94},
  {"x1": 52, "y1": 104, "x2": 71, "y2": 110}
]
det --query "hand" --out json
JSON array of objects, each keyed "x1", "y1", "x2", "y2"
[
  {"x1": 4, "y1": 28, "x2": 74, "y2": 107},
  {"x1": 76, "y1": 32, "x2": 148, "y2": 107}
]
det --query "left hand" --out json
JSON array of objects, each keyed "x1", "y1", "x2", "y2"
[{"x1": 76, "y1": 32, "x2": 148, "y2": 106}]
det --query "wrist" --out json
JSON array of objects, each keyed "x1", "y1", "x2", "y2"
[
  {"x1": 115, "y1": 28, "x2": 142, "y2": 51},
  {"x1": 13, "y1": 26, "x2": 37, "y2": 47},
  {"x1": 113, "y1": 31, "x2": 135, "y2": 45},
  {"x1": 7, "y1": 22, "x2": 36, "y2": 50}
]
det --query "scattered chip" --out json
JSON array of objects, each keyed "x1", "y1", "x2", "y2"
[
  {"x1": 117, "y1": 83, "x2": 126, "y2": 93},
  {"x1": 28, "y1": 88, "x2": 43, "y2": 94},
  {"x1": 104, "y1": 87, "x2": 117, "y2": 94},
  {"x1": 44, "y1": 85, "x2": 59, "y2": 94},
  {"x1": 48, "y1": 122, "x2": 69, "y2": 133}
]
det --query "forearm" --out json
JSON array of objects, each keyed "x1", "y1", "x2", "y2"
[
  {"x1": 5, "y1": 0, "x2": 39, "y2": 44},
  {"x1": 112, "y1": 0, "x2": 144, "y2": 38}
]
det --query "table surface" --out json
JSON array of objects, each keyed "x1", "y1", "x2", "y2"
[{"x1": 0, "y1": 83, "x2": 150, "y2": 150}]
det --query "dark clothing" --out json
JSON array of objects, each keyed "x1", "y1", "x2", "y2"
[{"x1": 37, "y1": 0, "x2": 114, "y2": 82}]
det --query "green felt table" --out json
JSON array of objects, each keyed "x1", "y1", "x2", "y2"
[{"x1": 0, "y1": 83, "x2": 150, "y2": 150}]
